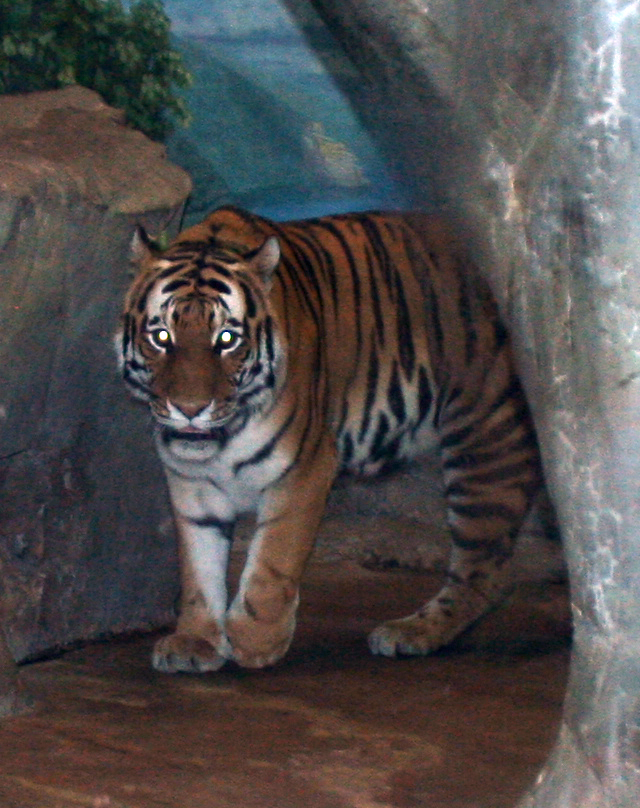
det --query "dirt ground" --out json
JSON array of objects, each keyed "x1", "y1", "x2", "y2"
[{"x1": 0, "y1": 555, "x2": 570, "y2": 808}]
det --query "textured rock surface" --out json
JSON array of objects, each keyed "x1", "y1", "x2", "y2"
[
  {"x1": 298, "y1": 0, "x2": 640, "y2": 804},
  {"x1": 0, "y1": 87, "x2": 191, "y2": 674}
]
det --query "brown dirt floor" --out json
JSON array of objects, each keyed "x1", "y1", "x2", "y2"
[{"x1": 0, "y1": 557, "x2": 570, "y2": 808}]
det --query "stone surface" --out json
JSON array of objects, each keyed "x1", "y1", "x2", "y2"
[
  {"x1": 299, "y1": 0, "x2": 640, "y2": 804},
  {"x1": 0, "y1": 87, "x2": 191, "y2": 673},
  {"x1": 0, "y1": 627, "x2": 33, "y2": 718},
  {"x1": 0, "y1": 557, "x2": 570, "y2": 808}
]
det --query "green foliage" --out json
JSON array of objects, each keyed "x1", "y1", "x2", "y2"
[{"x1": 0, "y1": 0, "x2": 191, "y2": 140}]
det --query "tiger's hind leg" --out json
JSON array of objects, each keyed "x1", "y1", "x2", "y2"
[
  {"x1": 369, "y1": 362, "x2": 542, "y2": 658},
  {"x1": 368, "y1": 545, "x2": 517, "y2": 657}
]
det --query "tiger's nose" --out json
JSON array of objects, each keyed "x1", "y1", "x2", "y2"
[{"x1": 169, "y1": 400, "x2": 210, "y2": 420}]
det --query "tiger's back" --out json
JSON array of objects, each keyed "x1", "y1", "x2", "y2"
[{"x1": 117, "y1": 205, "x2": 541, "y2": 672}]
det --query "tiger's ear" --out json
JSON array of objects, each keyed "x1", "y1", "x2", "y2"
[
  {"x1": 130, "y1": 225, "x2": 163, "y2": 269},
  {"x1": 246, "y1": 236, "x2": 281, "y2": 286}
]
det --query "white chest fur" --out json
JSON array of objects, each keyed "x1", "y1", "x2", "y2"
[{"x1": 156, "y1": 414, "x2": 293, "y2": 520}]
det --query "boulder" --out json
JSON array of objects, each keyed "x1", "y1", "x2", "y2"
[{"x1": 0, "y1": 86, "x2": 191, "y2": 683}]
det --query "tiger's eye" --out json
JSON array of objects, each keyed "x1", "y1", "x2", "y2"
[
  {"x1": 217, "y1": 330, "x2": 240, "y2": 349},
  {"x1": 149, "y1": 328, "x2": 172, "y2": 349}
]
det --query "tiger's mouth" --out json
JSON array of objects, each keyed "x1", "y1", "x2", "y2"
[{"x1": 161, "y1": 426, "x2": 228, "y2": 443}]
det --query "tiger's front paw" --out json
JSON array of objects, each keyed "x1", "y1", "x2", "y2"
[
  {"x1": 225, "y1": 607, "x2": 296, "y2": 669},
  {"x1": 152, "y1": 632, "x2": 230, "y2": 673}
]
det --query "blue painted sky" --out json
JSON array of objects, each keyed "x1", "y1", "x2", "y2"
[
  {"x1": 162, "y1": 0, "x2": 303, "y2": 37},
  {"x1": 156, "y1": 0, "x2": 411, "y2": 220}
]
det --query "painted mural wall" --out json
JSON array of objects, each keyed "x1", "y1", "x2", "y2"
[{"x1": 162, "y1": 0, "x2": 410, "y2": 224}]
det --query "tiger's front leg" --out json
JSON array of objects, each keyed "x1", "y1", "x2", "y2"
[
  {"x1": 225, "y1": 443, "x2": 337, "y2": 669},
  {"x1": 153, "y1": 476, "x2": 234, "y2": 673}
]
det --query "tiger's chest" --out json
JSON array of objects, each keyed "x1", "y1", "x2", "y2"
[{"x1": 156, "y1": 415, "x2": 298, "y2": 513}]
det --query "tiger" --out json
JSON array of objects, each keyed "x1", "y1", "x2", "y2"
[{"x1": 115, "y1": 205, "x2": 542, "y2": 673}]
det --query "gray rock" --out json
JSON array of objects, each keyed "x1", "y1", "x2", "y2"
[
  {"x1": 0, "y1": 87, "x2": 191, "y2": 671},
  {"x1": 301, "y1": 0, "x2": 640, "y2": 803}
]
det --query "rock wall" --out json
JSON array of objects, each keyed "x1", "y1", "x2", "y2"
[
  {"x1": 294, "y1": 0, "x2": 640, "y2": 805},
  {"x1": 0, "y1": 87, "x2": 191, "y2": 669}
]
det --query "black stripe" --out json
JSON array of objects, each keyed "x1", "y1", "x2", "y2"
[
  {"x1": 264, "y1": 315, "x2": 275, "y2": 362},
  {"x1": 336, "y1": 396, "x2": 350, "y2": 436},
  {"x1": 438, "y1": 395, "x2": 479, "y2": 429},
  {"x1": 157, "y1": 262, "x2": 190, "y2": 279},
  {"x1": 370, "y1": 412, "x2": 390, "y2": 459},
  {"x1": 489, "y1": 373, "x2": 526, "y2": 416},
  {"x1": 126, "y1": 357, "x2": 147, "y2": 372},
  {"x1": 442, "y1": 409, "x2": 514, "y2": 451},
  {"x1": 284, "y1": 394, "x2": 319, "y2": 471},
  {"x1": 448, "y1": 501, "x2": 520, "y2": 521},
  {"x1": 291, "y1": 229, "x2": 338, "y2": 309},
  {"x1": 187, "y1": 516, "x2": 234, "y2": 540},
  {"x1": 358, "y1": 342, "x2": 379, "y2": 442},
  {"x1": 284, "y1": 235, "x2": 325, "y2": 312},
  {"x1": 123, "y1": 369, "x2": 150, "y2": 397},
  {"x1": 233, "y1": 408, "x2": 296, "y2": 474},
  {"x1": 236, "y1": 370, "x2": 275, "y2": 406},
  {"x1": 239, "y1": 281, "x2": 257, "y2": 317},
  {"x1": 198, "y1": 277, "x2": 232, "y2": 294},
  {"x1": 279, "y1": 254, "x2": 317, "y2": 321},
  {"x1": 463, "y1": 404, "x2": 532, "y2": 451},
  {"x1": 435, "y1": 383, "x2": 464, "y2": 429},
  {"x1": 136, "y1": 282, "x2": 153, "y2": 313},
  {"x1": 445, "y1": 459, "x2": 537, "y2": 491},
  {"x1": 377, "y1": 436, "x2": 402, "y2": 471},
  {"x1": 121, "y1": 314, "x2": 132, "y2": 353},
  {"x1": 442, "y1": 431, "x2": 538, "y2": 471},
  {"x1": 394, "y1": 268, "x2": 416, "y2": 379},
  {"x1": 425, "y1": 254, "x2": 445, "y2": 364},
  {"x1": 342, "y1": 431, "x2": 354, "y2": 465},
  {"x1": 364, "y1": 241, "x2": 385, "y2": 345},
  {"x1": 213, "y1": 264, "x2": 233, "y2": 278},
  {"x1": 387, "y1": 362, "x2": 405, "y2": 423},
  {"x1": 313, "y1": 220, "x2": 363, "y2": 352},
  {"x1": 417, "y1": 365, "x2": 433, "y2": 425},
  {"x1": 360, "y1": 216, "x2": 395, "y2": 291},
  {"x1": 167, "y1": 240, "x2": 208, "y2": 255},
  {"x1": 493, "y1": 319, "x2": 509, "y2": 349},
  {"x1": 162, "y1": 278, "x2": 190, "y2": 294},
  {"x1": 457, "y1": 269, "x2": 478, "y2": 364},
  {"x1": 449, "y1": 535, "x2": 512, "y2": 553},
  {"x1": 444, "y1": 468, "x2": 532, "y2": 496}
]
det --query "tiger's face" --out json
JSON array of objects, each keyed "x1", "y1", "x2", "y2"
[{"x1": 116, "y1": 229, "x2": 283, "y2": 442}]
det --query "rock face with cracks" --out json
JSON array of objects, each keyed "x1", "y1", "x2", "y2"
[
  {"x1": 0, "y1": 88, "x2": 191, "y2": 696},
  {"x1": 291, "y1": 0, "x2": 640, "y2": 804}
]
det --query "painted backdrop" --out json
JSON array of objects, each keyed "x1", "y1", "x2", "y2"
[{"x1": 162, "y1": 0, "x2": 410, "y2": 224}]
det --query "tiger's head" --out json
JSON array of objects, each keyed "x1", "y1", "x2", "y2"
[{"x1": 115, "y1": 226, "x2": 284, "y2": 446}]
